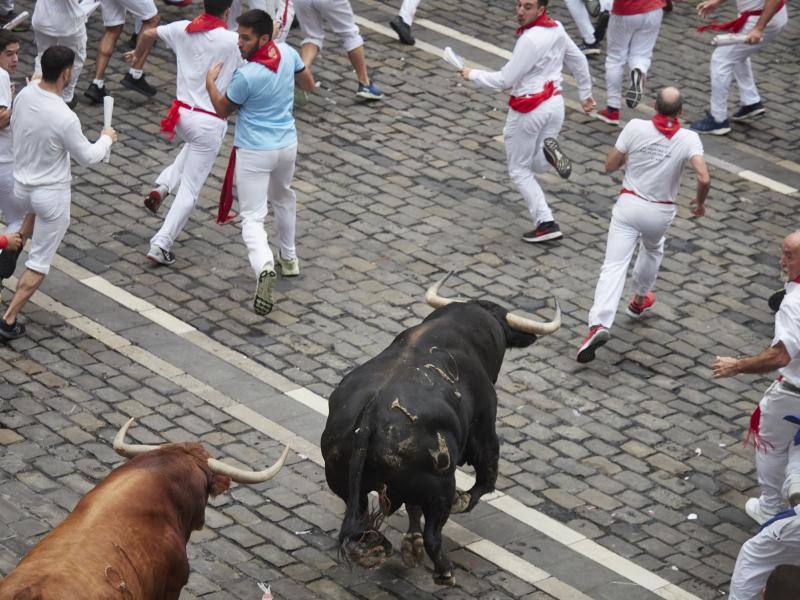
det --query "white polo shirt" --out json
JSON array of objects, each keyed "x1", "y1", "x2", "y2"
[
  {"x1": 0, "y1": 67, "x2": 13, "y2": 164},
  {"x1": 156, "y1": 21, "x2": 242, "y2": 113},
  {"x1": 32, "y1": 0, "x2": 85, "y2": 37},
  {"x1": 616, "y1": 118, "x2": 704, "y2": 204},
  {"x1": 775, "y1": 281, "x2": 800, "y2": 386}
]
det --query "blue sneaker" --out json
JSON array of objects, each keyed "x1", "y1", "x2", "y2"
[
  {"x1": 356, "y1": 82, "x2": 384, "y2": 101},
  {"x1": 690, "y1": 113, "x2": 731, "y2": 135}
]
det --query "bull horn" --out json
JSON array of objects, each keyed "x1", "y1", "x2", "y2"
[
  {"x1": 207, "y1": 445, "x2": 290, "y2": 484},
  {"x1": 113, "y1": 418, "x2": 162, "y2": 457},
  {"x1": 506, "y1": 299, "x2": 562, "y2": 336},
  {"x1": 425, "y1": 271, "x2": 466, "y2": 309}
]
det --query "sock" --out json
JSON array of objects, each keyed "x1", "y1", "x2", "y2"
[
  {"x1": 129, "y1": 68, "x2": 143, "y2": 79},
  {"x1": 93, "y1": 79, "x2": 104, "y2": 88}
]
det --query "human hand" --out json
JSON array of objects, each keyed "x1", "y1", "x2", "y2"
[
  {"x1": 696, "y1": 0, "x2": 723, "y2": 18},
  {"x1": 581, "y1": 96, "x2": 596, "y2": 114},
  {"x1": 713, "y1": 356, "x2": 739, "y2": 378},
  {"x1": 690, "y1": 198, "x2": 705, "y2": 217},
  {"x1": 459, "y1": 67, "x2": 471, "y2": 80},
  {"x1": 3, "y1": 232, "x2": 22, "y2": 252},
  {"x1": 745, "y1": 27, "x2": 764, "y2": 44},
  {"x1": 123, "y1": 50, "x2": 138, "y2": 66},
  {"x1": 207, "y1": 62, "x2": 223, "y2": 85},
  {"x1": 102, "y1": 127, "x2": 118, "y2": 143}
]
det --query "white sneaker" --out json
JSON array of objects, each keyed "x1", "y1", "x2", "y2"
[
  {"x1": 146, "y1": 244, "x2": 175, "y2": 266},
  {"x1": 276, "y1": 253, "x2": 300, "y2": 277},
  {"x1": 253, "y1": 266, "x2": 277, "y2": 315},
  {"x1": 745, "y1": 497, "x2": 780, "y2": 525}
]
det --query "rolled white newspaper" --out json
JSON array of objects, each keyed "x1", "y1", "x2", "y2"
[
  {"x1": 442, "y1": 46, "x2": 465, "y2": 70},
  {"x1": 2, "y1": 10, "x2": 28, "y2": 30},
  {"x1": 103, "y1": 96, "x2": 114, "y2": 163},
  {"x1": 711, "y1": 33, "x2": 749, "y2": 45}
]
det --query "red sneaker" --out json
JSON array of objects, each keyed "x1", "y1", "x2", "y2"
[
  {"x1": 596, "y1": 106, "x2": 620, "y2": 125},
  {"x1": 626, "y1": 292, "x2": 655, "y2": 319},
  {"x1": 576, "y1": 325, "x2": 610, "y2": 363}
]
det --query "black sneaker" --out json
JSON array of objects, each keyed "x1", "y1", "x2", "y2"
[
  {"x1": 121, "y1": 73, "x2": 157, "y2": 97},
  {"x1": 731, "y1": 101, "x2": 765, "y2": 122},
  {"x1": 626, "y1": 68, "x2": 644, "y2": 109},
  {"x1": 66, "y1": 97, "x2": 78, "y2": 110},
  {"x1": 389, "y1": 16, "x2": 415, "y2": 45},
  {"x1": 0, "y1": 246, "x2": 21, "y2": 278},
  {"x1": 578, "y1": 40, "x2": 601, "y2": 56},
  {"x1": 84, "y1": 82, "x2": 109, "y2": 104},
  {"x1": 522, "y1": 221, "x2": 563, "y2": 243},
  {"x1": 594, "y1": 11, "x2": 610, "y2": 44},
  {"x1": 0, "y1": 319, "x2": 25, "y2": 341},
  {"x1": 543, "y1": 138, "x2": 572, "y2": 179}
]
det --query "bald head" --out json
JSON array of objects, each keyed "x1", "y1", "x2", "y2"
[
  {"x1": 781, "y1": 231, "x2": 800, "y2": 282},
  {"x1": 655, "y1": 87, "x2": 683, "y2": 118}
]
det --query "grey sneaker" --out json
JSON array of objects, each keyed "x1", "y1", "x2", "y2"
[
  {"x1": 543, "y1": 138, "x2": 572, "y2": 179},
  {"x1": 254, "y1": 266, "x2": 277, "y2": 315},
  {"x1": 276, "y1": 253, "x2": 300, "y2": 277},
  {"x1": 147, "y1": 244, "x2": 175, "y2": 266}
]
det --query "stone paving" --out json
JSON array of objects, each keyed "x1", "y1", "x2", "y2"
[{"x1": 1, "y1": 0, "x2": 799, "y2": 597}]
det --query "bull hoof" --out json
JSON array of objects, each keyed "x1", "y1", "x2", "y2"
[
  {"x1": 347, "y1": 531, "x2": 393, "y2": 570},
  {"x1": 450, "y1": 491, "x2": 471, "y2": 514},
  {"x1": 401, "y1": 533, "x2": 425, "y2": 568},
  {"x1": 433, "y1": 571, "x2": 456, "y2": 586}
]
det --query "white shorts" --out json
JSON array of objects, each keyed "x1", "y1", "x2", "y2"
[
  {"x1": 14, "y1": 183, "x2": 71, "y2": 275},
  {"x1": 294, "y1": 0, "x2": 363, "y2": 52},
  {"x1": 100, "y1": 0, "x2": 157, "y2": 27}
]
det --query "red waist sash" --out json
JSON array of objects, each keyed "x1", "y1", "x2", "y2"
[
  {"x1": 508, "y1": 81, "x2": 560, "y2": 113},
  {"x1": 620, "y1": 187, "x2": 675, "y2": 205},
  {"x1": 160, "y1": 99, "x2": 222, "y2": 141},
  {"x1": 697, "y1": 0, "x2": 784, "y2": 33}
]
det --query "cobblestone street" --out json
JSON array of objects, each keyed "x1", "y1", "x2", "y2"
[{"x1": 1, "y1": 0, "x2": 799, "y2": 598}]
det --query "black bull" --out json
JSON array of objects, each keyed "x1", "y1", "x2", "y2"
[{"x1": 321, "y1": 276, "x2": 560, "y2": 585}]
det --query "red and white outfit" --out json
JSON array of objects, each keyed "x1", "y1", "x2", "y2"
[
  {"x1": 467, "y1": 15, "x2": 591, "y2": 227},
  {"x1": 587, "y1": 117, "x2": 703, "y2": 328},
  {"x1": 227, "y1": 0, "x2": 294, "y2": 43},
  {"x1": 32, "y1": 0, "x2": 88, "y2": 104},
  {"x1": 11, "y1": 85, "x2": 112, "y2": 275},
  {"x1": 700, "y1": 0, "x2": 788, "y2": 122},
  {"x1": 149, "y1": 15, "x2": 241, "y2": 255},
  {"x1": 605, "y1": 0, "x2": 664, "y2": 109},
  {"x1": 294, "y1": 0, "x2": 363, "y2": 53}
]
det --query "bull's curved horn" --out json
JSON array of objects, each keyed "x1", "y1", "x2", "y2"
[
  {"x1": 506, "y1": 299, "x2": 562, "y2": 336},
  {"x1": 424, "y1": 271, "x2": 466, "y2": 309},
  {"x1": 207, "y1": 445, "x2": 290, "y2": 484},
  {"x1": 113, "y1": 418, "x2": 162, "y2": 457}
]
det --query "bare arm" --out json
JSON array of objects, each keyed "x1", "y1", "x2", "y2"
[
  {"x1": 605, "y1": 148, "x2": 626, "y2": 173},
  {"x1": 746, "y1": 0, "x2": 783, "y2": 43},
  {"x1": 689, "y1": 154, "x2": 710, "y2": 216},
  {"x1": 713, "y1": 342, "x2": 791, "y2": 378},
  {"x1": 0, "y1": 107, "x2": 9, "y2": 129},
  {"x1": 206, "y1": 62, "x2": 239, "y2": 118},
  {"x1": 295, "y1": 66, "x2": 315, "y2": 92},
  {"x1": 125, "y1": 27, "x2": 158, "y2": 67}
]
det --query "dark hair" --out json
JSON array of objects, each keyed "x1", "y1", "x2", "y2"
[
  {"x1": 0, "y1": 30, "x2": 19, "y2": 52},
  {"x1": 537, "y1": 0, "x2": 550, "y2": 8},
  {"x1": 204, "y1": 0, "x2": 232, "y2": 17},
  {"x1": 764, "y1": 564, "x2": 800, "y2": 599},
  {"x1": 655, "y1": 88, "x2": 683, "y2": 118},
  {"x1": 41, "y1": 46, "x2": 75, "y2": 83},
  {"x1": 236, "y1": 9, "x2": 273, "y2": 39}
]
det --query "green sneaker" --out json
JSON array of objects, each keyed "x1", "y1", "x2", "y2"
[
  {"x1": 253, "y1": 267, "x2": 277, "y2": 315},
  {"x1": 276, "y1": 253, "x2": 300, "y2": 277}
]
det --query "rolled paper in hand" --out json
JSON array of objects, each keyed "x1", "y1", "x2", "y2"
[
  {"x1": 711, "y1": 33, "x2": 748, "y2": 45},
  {"x1": 442, "y1": 46, "x2": 465, "y2": 70},
  {"x1": 2, "y1": 10, "x2": 28, "y2": 30},
  {"x1": 103, "y1": 96, "x2": 114, "y2": 163}
]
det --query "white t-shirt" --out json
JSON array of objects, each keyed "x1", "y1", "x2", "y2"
[
  {"x1": 12, "y1": 85, "x2": 111, "y2": 188},
  {"x1": 0, "y1": 68, "x2": 13, "y2": 164},
  {"x1": 775, "y1": 281, "x2": 800, "y2": 386},
  {"x1": 469, "y1": 23, "x2": 592, "y2": 101},
  {"x1": 157, "y1": 21, "x2": 242, "y2": 113},
  {"x1": 32, "y1": 0, "x2": 85, "y2": 37},
  {"x1": 615, "y1": 118, "x2": 704, "y2": 204}
]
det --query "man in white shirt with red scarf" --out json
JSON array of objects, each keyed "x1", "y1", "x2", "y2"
[
  {"x1": 206, "y1": 9, "x2": 315, "y2": 316},
  {"x1": 460, "y1": 0, "x2": 594, "y2": 243},
  {"x1": 578, "y1": 87, "x2": 709, "y2": 363},
  {"x1": 690, "y1": 0, "x2": 787, "y2": 135},
  {"x1": 714, "y1": 231, "x2": 800, "y2": 529},
  {"x1": 126, "y1": 0, "x2": 241, "y2": 266}
]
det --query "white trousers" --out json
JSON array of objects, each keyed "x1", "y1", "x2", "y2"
[
  {"x1": 605, "y1": 9, "x2": 662, "y2": 108},
  {"x1": 228, "y1": 0, "x2": 295, "y2": 43},
  {"x1": 708, "y1": 8, "x2": 787, "y2": 121},
  {"x1": 0, "y1": 161, "x2": 25, "y2": 234},
  {"x1": 235, "y1": 145, "x2": 298, "y2": 277},
  {"x1": 588, "y1": 193, "x2": 675, "y2": 328},
  {"x1": 565, "y1": 0, "x2": 595, "y2": 43},
  {"x1": 151, "y1": 110, "x2": 227, "y2": 251},
  {"x1": 729, "y1": 512, "x2": 800, "y2": 600},
  {"x1": 34, "y1": 28, "x2": 87, "y2": 103},
  {"x1": 295, "y1": 0, "x2": 363, "y2": 52},
  {"x1": 14, "y1": 183, "x2": 71, "y2": 275},
  {"x1": 504, "y1": 95, "x2": 564, "y2": 227},
  {"x1": 754, "y1": 382, "x2": 800, "y2": 513},
  {"x1": 399, "y1": 0, "x2": 421, "y2": 25}
]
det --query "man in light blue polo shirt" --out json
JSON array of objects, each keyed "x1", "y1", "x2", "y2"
[{"x1": 207, "y1": 8, "x2": 314, "y2": 316}]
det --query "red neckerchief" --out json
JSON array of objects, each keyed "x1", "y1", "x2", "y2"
[
  {"x1": 185, "y1": 13, "x2": 228, "y2": 33},
  {"x1": 652, "y1": 114, "x2": 681, "y2": 139},
  {"x1": 794, "y1": 275, "x2": 800, "y2": 284},
  {"x1": 249, "y1": 41, "x2": 281, "y2": 73},
  {"x1": 515, "y1": 11, "x2": 558, "y2": 36}
]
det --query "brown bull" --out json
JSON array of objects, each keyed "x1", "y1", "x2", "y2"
[{"x1": 0, "y1": 419, "x2": 288, "y2": 600}]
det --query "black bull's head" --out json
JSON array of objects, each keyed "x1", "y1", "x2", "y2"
[{"x1": 322, "y1": 273, "x2": 560, "y2": 586}]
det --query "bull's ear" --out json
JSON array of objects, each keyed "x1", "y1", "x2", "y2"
[{"x1": 210, "y1": 474, "x2": 231, "y2": 497}]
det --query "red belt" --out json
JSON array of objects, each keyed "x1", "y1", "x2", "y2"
[
  {"x1": 160, "y1": 99, "x2": 222, "y2": 141},
  {"x1": 509, "y1": 81, "x2": 560, "y2": 113},
  {"x1": 620, "y1": 188, "x2": 675, "y2": 205},
  {"x1": 697, "y1": 0, "x2": 784, "y2": 33}
]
